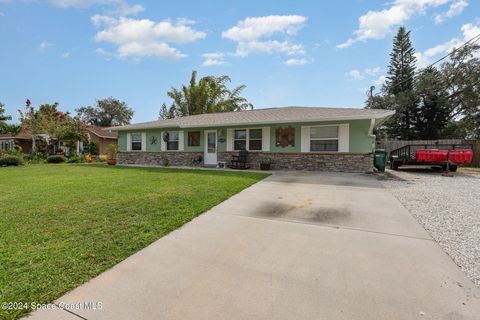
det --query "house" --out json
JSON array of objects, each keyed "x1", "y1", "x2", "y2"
[
  {"x1": 109, "y1": 107, "x2": 395, "y2": 172},
  {"x1": 0, "y1": 129, "x2": 34, "y2": 153},
  {"x1": 0, "y1": 126, "x2": 118, "y2": 156},
  {"x1": 85, "y1": 125, "x2": 118, "y2": 155}
]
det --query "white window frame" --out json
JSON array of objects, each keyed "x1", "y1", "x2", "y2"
[
  {"x1": 301, "y1": 124, "x2": 349, "y2": 153},
  {"x1": 0, "y1": 140, "x2": 14, "y2": 151},
  {"x1": 130, "y1": 133, "x2": 143, "y2": 151},
  {"x1": 309, "y1": 125, "x2": 339, "y2": 152},
  {"x1": 233, "y1": 128, "x2": 263, "y2": 151},
  {"x1": 166, "y1": 131, "x2": 179, "y2": 151}
]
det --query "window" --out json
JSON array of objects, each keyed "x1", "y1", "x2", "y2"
[
  {"x1": 310, "y1": 126, "x2": 338, "y2": 152},
  {"x1": 234, "y1": 129, "x2": 246, "y2": 151},
  {"x1": 234, "y1": 129, "x2": 262, "y2": 151},
  {"x1": 249, "y1": 129, "x2": 262, "y2": 151},
  {"x1": 131, "y1": 133, "x2": 142, "y2": 151},
  {"x1": 0, "y1": 140, "x2": 13, "y2": 151},
  {"x1": 167, "y1": 131, "x2": 179, "y2": 150},
  {"x1": 188, "y1": 131, "x2": 200, "y2": 147}
]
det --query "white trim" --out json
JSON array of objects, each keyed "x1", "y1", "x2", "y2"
[
  {"x1": 262, "y1": 127, "x2": 270, "y2": 151},
  {"x1": 126, "y1": 133, "x2": 132, "y2": 151},
  {"x1": 141, "y1": 132, "x2": 146, "y2": 151},
  {"x1": 178, "y1": 130, "x2": 184, "y2": 151},
  {"x1": 108, "y1": 111, "x2": 396, "y2": 131},
  {"x1": 226, "y1": 128, "x2": 233, "y2": 151},
  {"x1": 338, "y1": 124, "x2": 349, "y2": 152},
  {"x1": 160, "y1": 131, "x2": 166, "y2": 151},
  {"x1": 301, "y1": 126, "x2": 310, "y2": 152}
]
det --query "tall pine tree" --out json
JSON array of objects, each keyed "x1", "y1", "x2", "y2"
[{"x1": 384, "y1": 27, "x2": 417, "y2": 140}]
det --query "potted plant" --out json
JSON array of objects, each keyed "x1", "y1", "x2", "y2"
[
  {"x1": 106, "y1": 143, "x2": 118, "y2": 165},
  {"x1": 260, "y1": 157, "x2": 273, "y2": 170}
]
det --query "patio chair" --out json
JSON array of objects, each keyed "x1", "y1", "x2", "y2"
[{"x1": 230, "y1": 150, "x2": 250, "y2": 169}]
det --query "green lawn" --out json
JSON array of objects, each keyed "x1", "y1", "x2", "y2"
[{"x1": 0, "y1": 164, "x2": 268, "y2": 319}]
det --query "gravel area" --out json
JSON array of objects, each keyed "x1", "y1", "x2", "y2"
[{"x1": 381, "y1": 169, "x2": 480, "y2": 287}]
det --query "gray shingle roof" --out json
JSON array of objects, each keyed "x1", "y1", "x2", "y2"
[{"x1": 109, "y1": 106, "x2": 394, "y2": 131}]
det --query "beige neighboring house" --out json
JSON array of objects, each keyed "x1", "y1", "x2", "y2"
[{"x1": 85, "y1": 125, "x2": 118, "y2": 155}]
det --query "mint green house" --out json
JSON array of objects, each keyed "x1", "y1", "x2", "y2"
[{"x1": 110, "y1": 107, "x2": 394, "y2": 172}]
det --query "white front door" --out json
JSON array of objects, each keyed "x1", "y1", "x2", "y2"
[{"x1": 204, "y1": 130, "x2": 217, "y2": 166}]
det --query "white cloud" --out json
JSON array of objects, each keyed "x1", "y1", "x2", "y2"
[
  {"x1": 92, "y1": 16, "x2": 206, "y2": 60},
  {"x1": 435, "y1": 0, "x2": 468, "y2": 24},
  {"x1": 337, "y1": 0, "x2": 457, "y2": 48},
  {"x1": 348, "y1": 69, "x2": 364, "y2": 80},
  {"x1": 222, "y1": 15, "x2": 307, "y2": 57},
  {"x1": 347, "y1": 66, "x2": 383, "y2": 80},
  {"x1": 95, "y1": 47, "x2": 114, "y2": 60},
  {"x1": 202, "y1": 52, "x2": 226, "y2": 67},
  {"x1": 39, "y1": 41, "x2": 54, "y2": 53},
  {"x1": 284, "y1": 58, "x2": 308, "y2": 66},
  {"x1": 373, "y1": 75, "x2": 387, "y2": 87},
  {"x1": 415, "y1": 22, "x2": 480, "y2": 68},
  {"x1": 48, "y1": 0, "x2": 144, "y2": 16},
  {"x1": 61, "y1": 52, "x2": 71, "y2": 58}
]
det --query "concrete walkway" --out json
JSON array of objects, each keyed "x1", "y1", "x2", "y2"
[{"x1": 28, "y1": 172, "x2": 480, "y2": 320}]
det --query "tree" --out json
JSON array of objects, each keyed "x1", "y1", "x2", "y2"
[
  {"x1": 160, "y1": 71, "x2": 253, "y2": 119},
  {"x1": 76, "y1": 97, "x2": 134, "y2": 127},
  {"x1": 413, "y1": 67, "x2": 451, "y2": 139},
  {"x1": 0, "y1": 102, "x2": 14, "y2": 134},
  {"x1": 384, "y1": 26, "x2": 418, "y2": 139}
]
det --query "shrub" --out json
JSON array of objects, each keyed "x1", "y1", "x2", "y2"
[
  {"x1": 162, "y1": 158, "x2": 170, "y2": 167},
  {"x1": 24, "y1": 152, "x2": 46, "y2": 164},
  {"x1": 0, "y1": 155, "x2": 24, "y2": 167},
  {"x1": 47, "y1": 155, "x2": 67, "y2": 164},
  {"x1": 67, "y1": 155, "x2": 83, "y2": 163}
]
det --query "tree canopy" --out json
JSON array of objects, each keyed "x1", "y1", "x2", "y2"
[
  {"x1": 160, "y1": 71, "x2": 253, "y2": 119},
  {"x1": 76, "y1": 97, "x2": 134, "y2": 127}
]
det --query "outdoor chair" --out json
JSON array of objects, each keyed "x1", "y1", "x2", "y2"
[{"x1": 230, "y1": 150, "x2": 250, "y2": 169}]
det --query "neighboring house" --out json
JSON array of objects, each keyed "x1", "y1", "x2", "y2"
[
  {"x1": 109, "y1": 107, "x2": 395, "y2": 172},
  {"x1": 0, "y1": 129, "x2": 33, "y2": 154},
  {"x1": 85, "y1": 125, "x2": 118, "y2": 155}
]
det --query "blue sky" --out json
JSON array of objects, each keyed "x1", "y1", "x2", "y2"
[{"x1": 0, "y1": 0, "x2": 478, "y2": 123}]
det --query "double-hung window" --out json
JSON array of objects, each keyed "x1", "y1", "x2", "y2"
[
  {"x1": 234, "y1": 129, "x2": 247, "y2": 151},
  {"x1": 310, "y1": 126, "x2": 339, "y2": 152},
  {"x1": 167, "y1": 131, "x2": 179, "y2": 150},
  {"x1": 131, "y1": 133, "x2": 142, "y2": 151},
  {"x1": 234, "y1": 128, "x2": 262, "y2": 151}
]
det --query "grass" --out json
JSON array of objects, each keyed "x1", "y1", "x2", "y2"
[
  {"x1": 459, "y1": 167, "x2": 480, "y2": 174},
  {"x1": 0, "y1": 164, "x2": 268, "y2": 319}
]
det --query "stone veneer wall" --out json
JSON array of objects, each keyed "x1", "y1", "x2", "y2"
[
  {"x1": 118, "y1": 152, "x2": 204, "y2": 167},
  {"x1": 118, "y1": 151, "x2": 373, "y2": 172},
  {"x1": 218, "y1": 152, "x2": 373, "y2": 172}
]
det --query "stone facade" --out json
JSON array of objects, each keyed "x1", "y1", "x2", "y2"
[
  {"x1": 118, "y1": 152, "x2": 204, "y2": 167},
  {"x1": 119, "y1": 151, "x2": 373, "y2": 172},
  {"x1": 218, "y1": 152, "x2": 373, "y2": 172}
]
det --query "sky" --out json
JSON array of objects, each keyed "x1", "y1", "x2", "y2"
[{"x1": 0, "y1": 0, "x2": 479, "y2": 123}]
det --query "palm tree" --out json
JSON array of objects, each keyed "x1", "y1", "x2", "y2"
[{"x1": 160, "y1": 71, "x2": 253, "y2": 119}]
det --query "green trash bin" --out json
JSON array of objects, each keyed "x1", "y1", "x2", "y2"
[{"x1": 374, "y1": 149, "x2": 388, "y2": 172}]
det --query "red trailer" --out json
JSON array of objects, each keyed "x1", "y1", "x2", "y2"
[{"x1": 389, "y1": 144, "x2": 474, "y2": 171}]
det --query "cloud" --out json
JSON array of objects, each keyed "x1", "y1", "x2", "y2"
[
  {"x1": 39, "y1": 41, "x2": 54, "y2": 53},
  {"x1": 284, "y1": 58, "x2": 308, "y2": 66},
  {"x1": 347, "y1": 66, "x2": 383, "y2": 80},
  {"x1": 373, "y1": 75, "x2": 387, "y2": 87},
  {"x1": 61, "y1": 52, "x2": 71, "y2": 58},
  {"x1": 415, "y1": 22, "x2": 480, "y2": 68},
  {"x1": 92, "y1": 16, "x2": 206, "y2": 60},
  {"x1": 202, "y1": 52, "x2": 226, "y2": 66},
  {"x1": 95, "y1": 47, "x2": 114, "y2": 60},
  {"x1": 337, "y1": 0, "x2": 458, "y2": 48},
  {"x1": 222, "y1": 15, "x2": 307, "y2": 57},
  {"x1": 48, "y1": 0, "x2": 144, "y2": 16},
  {"x1": 435, "y1": 0, "x2": 468, "y2": 24}
]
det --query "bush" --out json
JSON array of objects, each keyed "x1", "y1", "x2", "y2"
[
  {"x1": 47, "y1": 155, "x2": 67, "y2": 164},
  {"x1": 0, "y1": 155, "x2": 24, "y2": 167},
  {"x1": 24, "y1": 152, "x2": 46, "y2": 164},
  {"x1": 67, "y1": 155, "x2": 83, "y2": 163}
]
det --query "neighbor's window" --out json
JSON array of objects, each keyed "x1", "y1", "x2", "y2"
[
  {"x1": 188, "y1": 131, "x2": 200, "y2": 147},
  {"x1": 167, "y1": 131, "x2": 179, "y2": 150},
  {"x1": 310, "y1": 126, "x2": 338, "y2": 152},
  {"x1": 248, "y1": 129, "x2": 262, "y2": 151},
  {"x1": 234, "y1": 129, "x2": 247, "y2": 151},
  {"x1": 131, "y1": 133, "x2": 142, "y2": 151},
  {"x1": 0, "y1": 140, "x2": 13, "y2": 151}
]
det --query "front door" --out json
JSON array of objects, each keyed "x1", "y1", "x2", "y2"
[{"x1": 204, "y1": 130, "x2": 217, "y2": 166}]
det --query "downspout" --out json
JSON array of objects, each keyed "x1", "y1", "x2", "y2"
[{"x1": 368, "y1": 118, "x2": 376, "y2": 152}]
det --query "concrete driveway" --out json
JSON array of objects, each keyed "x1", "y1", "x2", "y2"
[{"x1": 28, "y1": 172, "x2": 480, "y2": 320}]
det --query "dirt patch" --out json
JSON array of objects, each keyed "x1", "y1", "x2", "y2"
[
  {"x1": 306, "y1": 207, "x2": 351, "y2": 223},
  {"x1": 254, "y1": 202, "x2": 295, "y2": 218}
]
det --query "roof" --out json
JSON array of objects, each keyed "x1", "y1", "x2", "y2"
[
  {"x1": 0, "y1": 129, "x2": 33, "y2": 140},
  {"x1": 86, "y1": 125, "x2": 118, "y2": 139},
  {"x1": 108, "y1": 106, "x2": 395, "y2": 131}
]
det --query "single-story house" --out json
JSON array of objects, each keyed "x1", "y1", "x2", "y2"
[
  {"x1": 109, "y1": 107, "x2": 394, "y2": 172},
  {"x1": 0, "y1": 126, "x2": 117, "y2": 155},
  {"x1": 85, "y1": 125, "x2": 118, "y2": 155}
]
